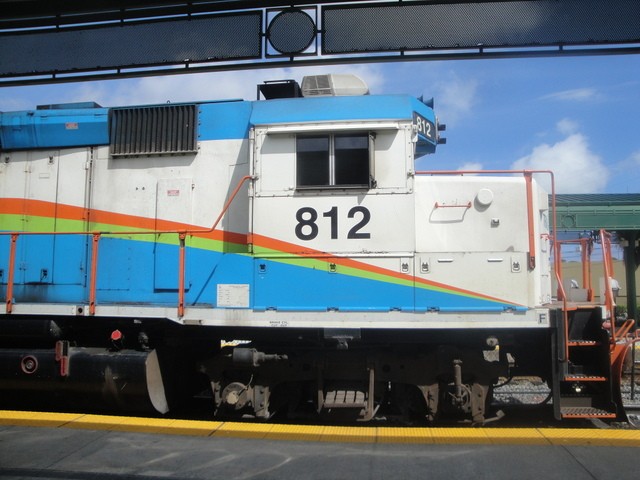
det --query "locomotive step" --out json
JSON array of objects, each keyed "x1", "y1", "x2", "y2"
[
  {"x1": 560, "y1": 407, "x2": 616, "y2": 419},
  {"x1": 563, "y1": 374, "x2": 607, "y2": 382},
  {"x1": 323, "y1": 390, "x2": 367, "y2": 409},
  {"x1": 567, "y1": 340, "x2": 601, "y2": 347}
]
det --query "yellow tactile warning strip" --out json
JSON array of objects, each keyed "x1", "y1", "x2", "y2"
[{"x1": 1, "y1": 410, "x2": 639, "y2": 446}]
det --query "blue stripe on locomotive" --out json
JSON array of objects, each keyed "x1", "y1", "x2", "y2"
[
  {"x1": 252, "y1": 257, "x2": 512, "y2": 312},
  {"x1": 1, "y1": 235, "x2": 515, "y2": 312}
]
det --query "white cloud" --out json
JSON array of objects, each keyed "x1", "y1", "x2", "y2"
[
  {"x1": 556, "y1": 118, "x2": 579, "y2": 135},
  {"x1": 540, "y1": 88, "x2": 599, "y2": 102},
  {"x1": 457, "y1": 162, "x2": 484, "y2": 172},
  {"x1": 511, "y1": 133, "x2": 609, "y2": 193},
  {"x1": 432, "y1": 72, "x2": 478, "y2": 124}
]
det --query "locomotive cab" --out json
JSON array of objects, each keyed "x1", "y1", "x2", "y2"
[{"x1": 249, "y1": 91, "x2": 428, "y2": 313}]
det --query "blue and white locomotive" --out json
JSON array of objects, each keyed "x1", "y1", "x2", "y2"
[{"x1": 0, "y1": 75, "x2": 626, "y2": 423}]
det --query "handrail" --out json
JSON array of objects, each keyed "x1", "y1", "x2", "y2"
[
  {"x1": 2, "y1": 175, "x2": 253, "y2": 317},
  {"x1": 555, "y1": 236, "x2": 594, "y2": 301},
  {"x1": 524, "y1": 172, "x2": 536, "y2": 270},
  {"x1": 89, "y1": 233, "x2": 100, "y2": 315},
  {"x1": 615, "y1": 318, "x2": 635, "y2": 339},
  {"x1": 4, "y1": 234, "x2": 17, "y2": 314},
  {"x1": 582, "y1": 237, "x2": 593, "y2": 301},
  {"x1": 600, "y1": 229, "x2": 617, "y2": 341},
  {"x1": 433, "y1": 201, "x2": 471, "y2": 209}
]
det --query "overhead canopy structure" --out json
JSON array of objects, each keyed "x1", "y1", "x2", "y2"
[
  {"x1": 1, "y1": 0, "x2": 639, "y2": 85},
  {"x1": 556, "y1": 194, "x2": 640, "y2": 231}
]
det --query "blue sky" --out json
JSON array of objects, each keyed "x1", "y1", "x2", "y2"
[{"x1": 1, "y1": 54, "x2": 639, "y2": 194}]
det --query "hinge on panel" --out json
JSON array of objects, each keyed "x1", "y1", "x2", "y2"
[{"x1": 55, "y1": 340, "x2": 70, "y2": 377}]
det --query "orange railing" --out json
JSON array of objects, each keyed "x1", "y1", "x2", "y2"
[
  {"x1": 600, "y1": 229, "x2": 620, "y2": 342},
  {"x1": 2, "y1": 175, "x2": 253, "y2": 318},
  {"x1": 555, "y1": 236, "x2": 594, "y2": 302},
  {"x1": 556, "y1": 228, "x2": 634, "y2": 350}
]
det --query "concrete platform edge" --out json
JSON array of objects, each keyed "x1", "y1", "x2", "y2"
[{"x1": 1, "y1": 410, "x2": 639, "y2": 446}]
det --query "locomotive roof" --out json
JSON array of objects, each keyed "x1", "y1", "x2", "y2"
[
  {"x1": 0, "y1": 93, "x2": 437, "y2": 151},
  {"x1": 250, "y1": 94, "x2": 434, "y2": 126}
]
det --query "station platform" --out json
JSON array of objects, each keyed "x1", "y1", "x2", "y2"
[{"x1": 1, "y1": 410, "x2": 639, "y2": 479}]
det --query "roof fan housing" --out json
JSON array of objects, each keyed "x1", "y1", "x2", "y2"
[{"x1": 301, "y1": 74, "x2": 369, "y2": 97}]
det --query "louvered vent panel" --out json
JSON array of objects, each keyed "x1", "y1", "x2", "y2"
[
  {"x1": 109, "y1": 104, "x2": 197, "y2": 157},
  {"x1": 302, "y1": 75, "x2": 332, "y2": 96}
]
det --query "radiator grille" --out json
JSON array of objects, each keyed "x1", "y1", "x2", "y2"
[{"x1": 109, "y1": 104, "x2": 198, "y2": 157}]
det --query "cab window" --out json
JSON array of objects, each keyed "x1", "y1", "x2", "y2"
[{"x1": 296, "y1": 133, "x2": 370, "y2": 188}]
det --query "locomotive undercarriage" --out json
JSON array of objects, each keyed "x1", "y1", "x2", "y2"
[
  {"x1": 0, "y1": 317, "x2": 559, "y2": 424},
  {"x1": 200, "y1": 337, "x2": 517, "y2": 424}
]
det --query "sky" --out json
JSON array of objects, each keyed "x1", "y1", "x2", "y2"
[{"x1": 1, "y1": 54, "x2": 639, "y2": 194}]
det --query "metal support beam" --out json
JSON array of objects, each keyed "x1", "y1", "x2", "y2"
[
  {"x1": 1, "y1": 0, "x2": 640, "y2": 86},
  {"x1": 620, "y1": 230, "x2": 639, "y2": 328},
  {"x1": 555, "y1": 195, "x2": 640, "y2": 231}
]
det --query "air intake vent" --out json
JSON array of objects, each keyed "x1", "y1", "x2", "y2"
[
  {"x1": 301, "y1": 75, "x2": 332, "y2": 96},
  {"x1": 301, "y1": 74, "x2": 369, "y2": 97},
  {"x1": 109, "y1": 104, "x2": 198, "y2": 157}
]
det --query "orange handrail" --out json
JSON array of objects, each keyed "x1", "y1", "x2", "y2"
[
  {"x1": 600, "y1": 229, "x2": 617, "y2": 341},
  {"x1": 555, "y1": 236, "x2": 594, "y2": 301},
  {"x1": 524, "y1": 172, "x2": 536, "y2": 270},
  {"x1": 178, "y1": 233, "x2": 186, "y2": 318},
  {"x1": 89, "y1": 234, "x2": 100, "y2": 315},
  {"x1": 2, "y1": 175, "x2": 253, "y2": 317},
  {"x1": 5, "y1": 234, "x2": 17, "y2": 314}
]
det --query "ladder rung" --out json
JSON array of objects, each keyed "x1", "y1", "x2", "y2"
[
  {"x1": 564, "y1": 375, "x2": 607, "y2": 382},
  {"x1": 324, "y1": 390, "x2": 367, "y2": 408},
  {"x1": 567, "y1": 340, "x2": 601, "y2": 347},
  {"x1": 561, "y1": 407, "x2": 616, "y2": 418}
]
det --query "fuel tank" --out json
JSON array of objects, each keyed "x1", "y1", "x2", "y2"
[{"x1": 0, "y1": 346, "x2": 168, "y2": 414}]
